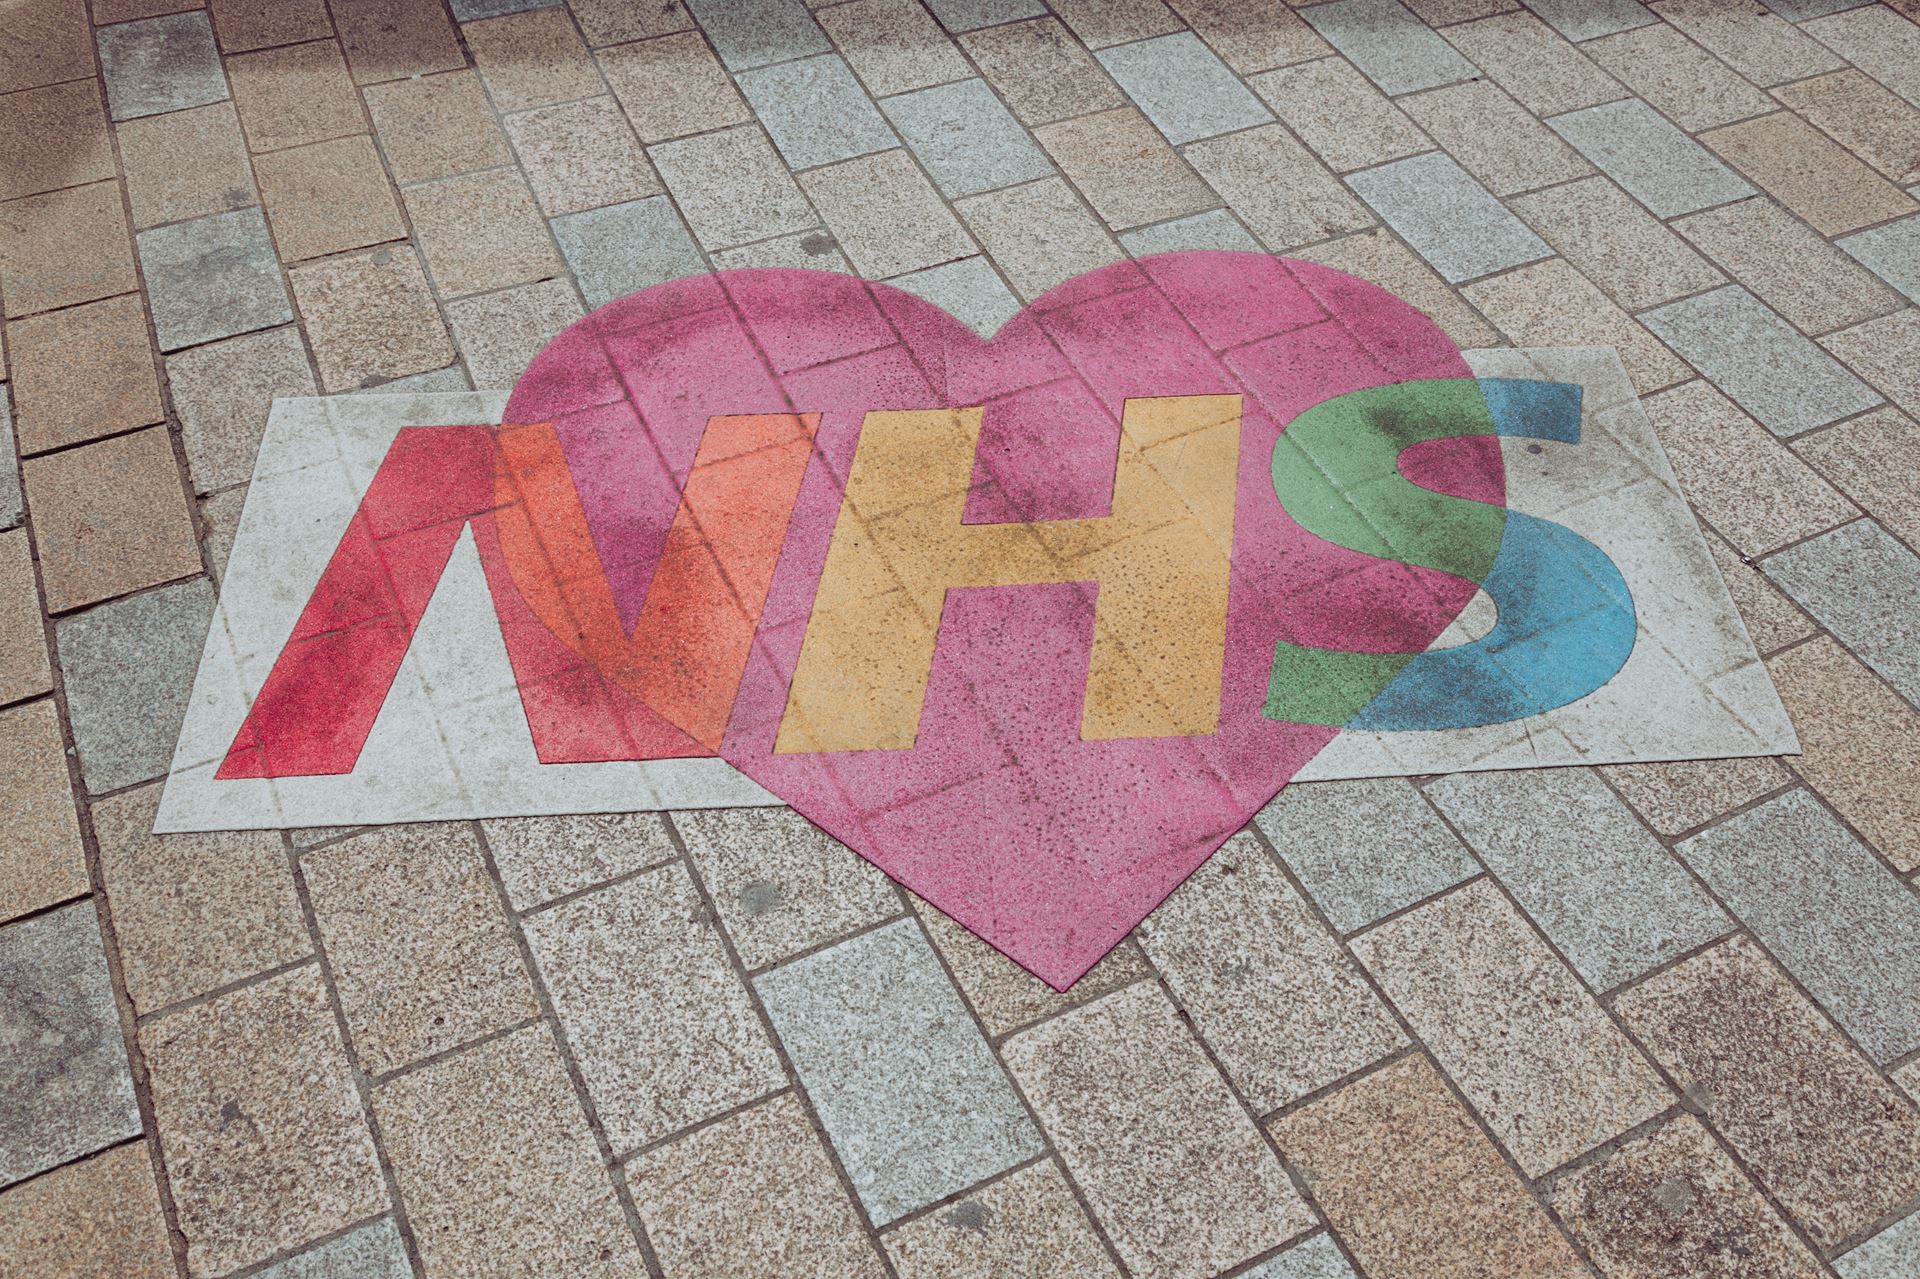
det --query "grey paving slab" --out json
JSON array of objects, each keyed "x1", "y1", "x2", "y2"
[
  {"x1": 886, "y1": 256, "x2": 1023, "y2": 338},
  {"x1": 135, "y1": 207, "x2": 293, "y2": 352},
  {"x1": 0, "y1": 396, "x2": 20, "y2": 532},
  {"x1": 550, "y1": 196, "x2": 705, "y2": 308},
  {"x1": 1254, "y1": 778, "x2": 1479, "y2": 934},
  {"x1": 97, "y1": 11, "x2": 227, "y2": 121},
  {"x1": 1640, "y1": 285, "x2": 1883, "y2": 437},
  {"x1": 880, "y1": 79, "x2": 1054, "y2": 198},
  {"x1": 921, "y1": 0, "x2": 1048, "y2": 30},
  {"x1": 1838, "y1": 216, "x2": 1920, "y2": 304},
  {"x1": 1243, "y1": 1233, "x2": 1359, "y2": 1279},
  {"x1": 1676, "y1": 789, "x2": 1920, "y2": 1063},
  {"x1": 1093, "y1": 32, "x2": 1272, "y2": 146},
  {"x1": 1345, "y1": 151, "x2": 1551, "y2": 283},
  {"x1": 1762, "y1": 520, "x2": 1920, "y2": 707},
  {"x1": 253, "y1": 1216, "x2": 411, "y2": 1279},
  {"x1": 1120, "y1": 209, "x2": 1260, "y2": 257},
  {"x1": 0, "y1": 902, "x2": 141, "y2": 1186},
  {"x1": 1299, "y1": 0, "x2": 1477, "y2": 96},
  {"x1": 683, "y1": 0, "x2": 832, "y2": 70},
  {"x1": 1548, "y1": 99, "x2": 1754, "y2": 219},
  {"x1": 754, "y1": 918, "x2": 1044, "y2": 1225},
  {"x1": 53, "y1": 576, "x2": 213, "y2": 794},
  {"x1": 738, "y1": 54, "x2": 897, "y2": 171},
  {"x1": 1521, "y1": 0, "x2": 1660, "y2": 41},
  {"x1": 1423, "y1": 770, "x2": 1731, "y2": 991},
  {"x1": 1835, "y1": 1209, "x2": 1920, "y2": 1279},
  {"x1": 449, "y1": 0, "x2": 558, "y2": 17}
]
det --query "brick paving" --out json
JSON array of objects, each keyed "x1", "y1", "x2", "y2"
[{"x1": 2, "y1": 0, "x2": 1919, "y2": 1275}]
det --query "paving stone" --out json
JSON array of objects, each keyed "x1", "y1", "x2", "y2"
[
  {"x1": 650, "y1": 124, "x2": 816, "y2": 249},
  {"x1": 1119, "y1": 208, "x2": 1260, "y2": 256},
  {"x1": 166, "y1": 327, "x2": 316, "y2": 496},
  {"x1": 53, "y1": 577, "x2": 210, "y2": 793},
  {"x1": 403, "y1": 167, "x2": 559, "y2": 298},
  {"x1": 0, "y1": 1140, "x2": 174, "y2": 1279},
  {"x1": 255, "y1": 136, "x2": 405, "y2": 263},
  {"x1": 1400, "y1": 80, "x2": 1590, "y2": 197},
  {"x1": 738, "y1": 54, "x2": 896, "y2": 173},
  {"x1": 136, "y1": 207, "x2": 294, "y2": 351},
  {"x1": 1518, "y1": 0, "x2": 1657, "y2": 40},
  {"x1": 332, "y1": 0, "x2": 465, "y2": 83},
  {"x1": 1238, "y1": 1233, "x2": 1358, "y2": 1279},
  {"x1": 374, "y1": 1024, "x2": 647, "y2": 1279},
  {"x1": 1271, "y1": 1054, "x2": 1589, "y2": 1279},
  {"x1": 0, "y1": 81, "x2": 115, "y2": 203},
  {"x1": 1438, "y1": 11, "x2": 1622, "y2": 116},
  {"x1": 817, "y1": 0, "x2": 971, "y2": 97},
  {"x1": 953, "y1": 177, "x2": 1122, "y2": 299},
  {"x1": 1168, "y1": 0, "x2": 1327, "y2": 73},
  {"x1": 1652, "y1": 0, "x2": 1844, "y2": 87},
  {"x1": 1353, "y1": 880, "x2": 1671, "y2": 1174},
  {"x1": 1822, "y1": 309, "x2": 1920, "y2": 419},
  {"x1": 92, "y1": 0, "x2": 203, "y2": 23},
  {"x1": 1136, "y1": 831, "x2": 1404, "y2": 1111},
  {"x1": 1583, "y1": 23, "x2": 1773, "y2": 133},
  {"x1": 443, "y1": 276, "x2": 583, "y2": 390},
  {"x1": 1674, "y1": 198, "x2": 1903, "y2": 337},
  {"x1": 1702, "y1": 527, "x2": 1818, "y2": 655},
  {"x1": 885, "y1": 254, "x2": 1021, "y2": 335},
  {"x1": 1248, "y1": 57, "x2": 1428, "y2": 175},
  {"x1": 712, "y1": 228, "x2": 854, "y2": 272},
  {"x1": 1768, "y1": 637, "x2": 1920, "y2": 872},
  {"x1": 1291, "y1": 226, "x2": 1500, "y2": 349},
  {"x1": 1002, "y1": 982, "x2": 1312, "y2": 1278},
  {"x1": 1549, "y1": 98, "x2": 1753, "y2": 219},
  {"x1": 1254, "y1": 778, "x2": 1475, "y2": 933},
  {"x1": 287, "y1": 245, "x2": 455, "y2": 391},
  {"x1": 1551, "y1": 1115, "x2": 1826, "y2": 1279},
  {"x1": 1614, "y1": 935, "x2": 1920, "y2": 1249},
  {"x1": 303, "y1": 823, "x2": 540, "y2": 1075},
  {"x1": 0, "y1": 0, "x2": 94, "y2": 94},
  {"x1": 1804, "y1": 6, "x2": 1920, "y2": 109},
  {"x1": 672, "y1": 807, "x2": 899, "y2": 969},
  {"x1": 1600, "y1": 754, "x2": 1790, "y2": 837},
  {"x1": 1835, "y1": 1211, "x2": 1920, "y2": 1279},
  {"x1": 550, "y1": 195, "x2": 705, "y2": 306},
  {"x1": 921, "y1": 0, "x2": 1048, "y2": 29},
  {"x1": 25, "y1": 427, "x2": 201, "y2": 613},
  {"x1": 225, "y1": 39, "x2": 364, "y2": 153},
  {"x1": 1428, "y1": 769, "x2": 1731, "y2": 990},
  {"x1": 0, "y1": 530, "x2": 49, "y2": 706},
  {"x1": 1300, "y1": 0, "x2": 1477, "y2": 95},
  {"x1": 1640, "y1": 288, "x2": 1882, "y2": 438},
  {"x1": 116, "y1": 100, "x2": 257, "y2": 229},
  {"x1": 1185, "y1": 123, "x2": 1373, "y2": 252},
  {"x1": 1677, "y1": 788, "x2": 1920, "y2": 1064},
  {"x1": 464, "y1": 6, "x2": 602, "y2": 111},
  {"x1": 1764, "y1": 519, "x2": 1920, "y2": 707},
  {"x1": 756, "y1": 918, "x2": 1042, "y2": 1224},
  {"x1": 207, "y1": 0, "x2": 331, "y2": 50},
  {"x1": 92, "y1": 781, "x2": 308, "y2": 1014},
  {"x1": 1508, "y1": 177, "x2": 1722, "y2": 313},
  {"x1": 1095, "y1": 32, "x2": 1273, "y2": 148},
  {"x1": 684, "y1": 0, "x2": 831, "y2": 68},
  {"x1": 912, "y1": 895, "x2": 1152, "y2": 1037},
  {"x1": 884, "y1": 1159, "x2": 1121, "y2": 1278},
  {"x1": 505, "y1": 96, "x2": 660, "y2": 217},
  {"x1": 1047, "y1": 0, "x2": 1182, "y2": 47},
  {"x1": 1838, "y1": 216, "x2": 1920, "y2": 304},
  {"x1": 1344, "y1": 151, "x2": 1545, "y2": 284},
  {"x1": 475, "y1": 809, "x2": 672, "y2": 909},
  {"x1": 1794, "y1": 407, "x2": 1920, "y2": 547},
  {"x1": 881, "y1": 78, "x2": 1053, "y2": 198},
  {"x1": 1774, "y1": 72, "x2": 1920, "y2": 187},
  {"x1": 0, "y1": 701, "x2": 85, "y2": 928},
  {"x1": 1463, "y1": 258, "x2": 1687, "y2": 394},
  {"x1": 97, "y1": 11, "x2": 228, "y2": 120},
  {"x1": 597, "y1": 32, "x2": 752, "y2": 143},
  {"x1": 1034, "y1": 106, "x2": 1216, "y2": 230},
  {"x1": 7, "y1": 293, "x2": 164, "y2": 454},
  {"x1": 0, "y1": 181, "x2": 139, "y2": 319},
  {"x1": 627, "y1": 1092, "x2": 887, "y2": 1279},
  {"x1": 363, "y1": 70, "x2": 513, "y2": 183},
  {"x1": 568, "y1": 0, "x2": 696, "y2": 44},
  {"x1": 0, "y1": 903, "x2": 138, "y2": 1187},
  {"x1": 523, "y1": 863, "x2": 784, "y2": 1150},
  {"x1": 140, "y1": 964, "x2": 383, "y2": 1276},
  {"x1": 250, "y1": 1217, "x2": 410, "y2": 1279},
  {"x1": 957, "y1": 17, "x2": 1126, "y2": 126},
  {"x1": 1702, "y1": 112, "x2": 1917, "y2": 237}
]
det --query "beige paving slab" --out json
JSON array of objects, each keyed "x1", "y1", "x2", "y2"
[
  {"x1": 0, "y1": 529, "x2": 50, "y2": 706},
  {"x1": 1599, "y1": 755, "x2": 1790, "y2": 838},
  {"x1": 226, "y1": 39, "x2": 364, "y2": 153},
  {"x1": 1614, "y1": 935, "x2": 1920, "y2": 1249},
  {"x1": 255, "y1": 135, "x2": 406, "y2": 263},
  {"x1": 1166, "y1": 0, "x2": 1331, "y2": 74},
  {"x1": 1048, "y1": 0, "x2": 1184, "y2": 48},
  {"x1": 1793, "y1": 407, "x2": 1920, "y2": 548},
  {"x1": 1508, "y1": 175, "x2": 1724, "y2": 312},
  {"x1": 22, "y1": 426, "x2": 202, "y2": 613},
  {"x1": 287, "y1": 245, "x2": 455, "y2": 391},
  {"x1": 443, "y1": 276, "x2": 585, "y2": 391},
  {"x1": 1774, "y1": 70, "x2": 1920, "y2": 186},
  {"x1": 958, "y1": 17, "x2": 1127, "y2": 126},
  {"x1": 1002, "y1": 982, "x2": 1314, "y2": 1279},
  {"x1": 1270, "y1": 1054, "x2": 1589, "y2": 1279},
  {"x1": 402, "y1": 167, "x2": 560, "y2": 299},
  {"x1": 954, "y1": 177, "x2": 1125, "y2": 299},
  {"x1": 1701, "y1": 528, "x2": 1817, "y2": 655},
  {"x1": 363, "y1": 69, "x2": 513, "y2": 183},
  {"x1": 209, "y1": 0, "x2": 331, "y2": 52},
  {"x1": 504, "y1": 95, "x2": 662, "y2": 217},
  {"x1": 1182, "y1": 123, "x2": 1373, "y2": 251},
  {"x1": 913, "y1": 897, "x2": 1152, "y2": 1039},
  {"x1": 332, "y1": 0, "x2": 465, "y2": 84},
  {"x1": 883, "y1": 1159, "x2": 1122, "y2": 1279},
  {"x1": 115, "y1": 100, "x2": 257, "y2": 230},
  {"x1": 0, "y1": 181, "x2": 139, "y2": 319},
  {"x1": 817, "y1": 0, "x2": 972, "y2": 97},
  {"x1": 376, "y1": 1024, "x2": 649, "y2": 1279},
  {"x1": 1035, "y1": 106, "x2": 1218, "y2": 231},
  {"x1": 1438, "y1": 11, "x2": 1623, "y2": 117},
  {"x1": 6, "y1": 293, "x2": 164, "y2": 454},
  {"x1": 1291, "y1": 227, "x2": 1499, "y2": 349},
  {"x1": 1399, "y1": 79, "x2": 1590, "y2": 196},
  {"x1": 140, "y1": 966, "x2": 385, "y2": 1278},
  {"x1": 1248, "y1": 56, "x2": 1428, "y2": 175},
  {"x1": 570, "y1": 0, "x2": 696, "y2": 46},
  {"x1": 0, "y1": 80, "x2": 116, "y2": 203},
  {"x1": 598, "y1": 32, "x2": 752, "y2": 144},
  {"x1": 464, "y1": 6, "x2": 605, "y2": 112},
  {"x1": 650, "y1": 124, "x2": 816, "y2": 250},
  {"x1": 1650, "y1": 0, "x2": 1844, "y2": 88},
  {"x1": 1701, "y1": 112, "x2": 1917, "y2": 238},
  {"x1": 1674, "y1": 198, "x2": 1904, "y2": 336},
  {"x1": 801, "y1": 148, "x2": 977, "y2": 279},
  {"x1": 0, "y1": 1141, "x2": 175, "y2": 1279},
  {"x1": 0, "y1": 699, "x2": 86, "y2": 926},
  {"x1": 165, "y1": 326, "x2": 317, "y2": 495},
  {"x1": 1821, "y1": 309, "x2": 1920, "y2": 418},
  {"x1": 1584, "y1": 22, "x2": 1774, "y2": 132},
  {"x1": 1461, "y1": 258, "x2": 1687, "y2": 394},
  {"x1": 0, "y1": 0, "x2": 95, "y2": 95},
  {"x1": 1350, "y1": 879, "x2": 1670, "y2": 1176}
]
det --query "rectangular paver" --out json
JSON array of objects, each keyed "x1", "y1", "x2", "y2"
[
  {"x1": 1549, "y1": 98, "x2": 1754, "y2": 218},
  {"x1": 801, "y1": 149, "x2": 977, "y2": 278},
  {"x1": 98, "y1": 11, "x2": 228, "y2": 119},
  {"x1": 550, "y1": 196, "x2": 704, "y2": 306},
  {"x1": 1838, "y1": 215, "x2": 1920, "y2": 303},
  {"x1": 1398, "y1": 80, "x2": 1590, "y2": 197},
  {"x1": 1674, "y1": 196, "x2": 1903, "y2": 335},
  {"x1": 739, "y1": 52, "x2": 897, "y2": 170},
  {"x1": 683, "y1": 0, "x2": 831, "y2": 69},
  {"x1": 649, "y1": 124, "x2": 817, "y2": 249},
  {"x1": 1702, "y1": 111, "x2": 1917, "y2": 236},
  {"x1": 1187, "y1": 123, "x2": 1375, "y2": 252},
  {"x1": 1298, "y1": 0, "x2": 1476, "y2": 95},
  {"x1": 1438, "y1": 12, "x2": 1623, "y2": 116},
  {"x1": 135, "y1": 208, "x2": 294, "y2": 351},
  {"x1": 1509, "y1": 176, "x2": 1724, "y2": 312},
  {"x1": 1094, "y1": 30, "x2": 1273, "y2": 145},
  {"x1": 1345, "y1": 151, "x2": 1547, "y2": 283},
  {"x1": 1762, "y1": 519, "x2": 1920, "y2": 707},
  {"x1": 1249, "y1": 56, "x2": 1429, "y2": 175},
  {"x1": 881, "y1": 78, "x2": 1054, "y2": 197},
  {"x1": 1583, "y1": 22, "x2": 1775, "y2": 132}
]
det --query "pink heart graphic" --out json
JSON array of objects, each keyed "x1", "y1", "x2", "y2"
[{"x1": 504, "y1": 252, "x2": 1495, "y2": 989}]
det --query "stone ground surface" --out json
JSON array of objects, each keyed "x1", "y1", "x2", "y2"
[{"x1": 3, "y1": 0, "x2": 1920, "y2": 1276}]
